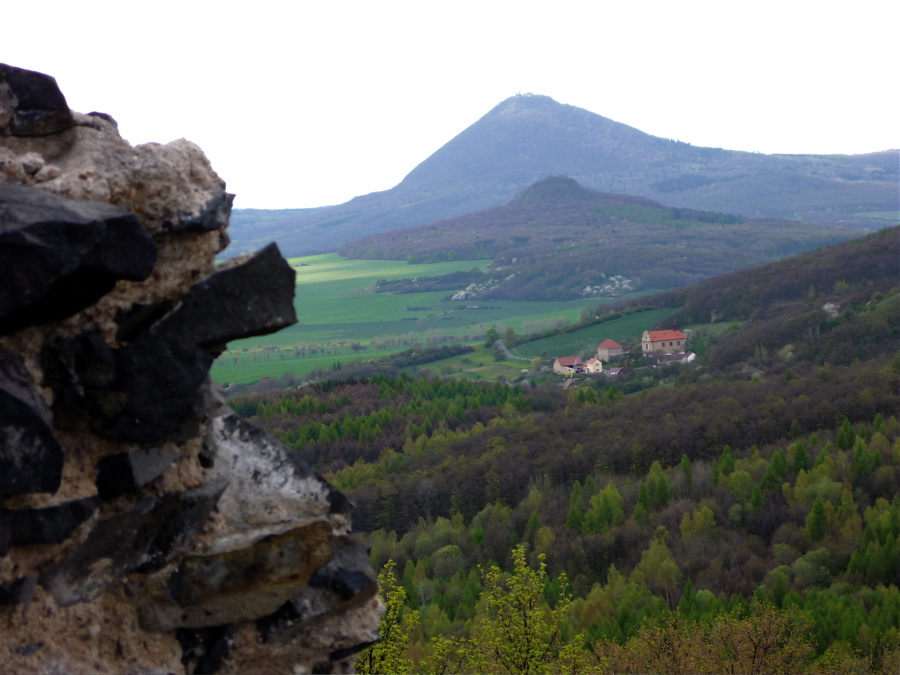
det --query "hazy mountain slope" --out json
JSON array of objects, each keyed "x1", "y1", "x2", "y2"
[
  {"x1": 226, "y1": 95, "x2": 898, "y2": 257},
  {"x1": 338, "y1": 176, "x2": 863, "y2": 300}
]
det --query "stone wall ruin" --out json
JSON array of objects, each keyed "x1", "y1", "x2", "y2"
[{"x1": 0, "y1": 63, "x2": 380, "y2": 674}]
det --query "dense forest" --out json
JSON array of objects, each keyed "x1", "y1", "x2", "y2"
[{"x1": 230, "y1": 229, "x2": 899, "y2": 673}]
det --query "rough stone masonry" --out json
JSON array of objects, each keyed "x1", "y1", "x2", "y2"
[{"x1": 0, "y1": 63, "x2": 381, "y2": 674}]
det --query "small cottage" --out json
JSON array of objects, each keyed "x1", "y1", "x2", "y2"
[
  {"x1": 584, "y1": 357, "x2": 603, "y2": 374},
  {"x1": 553, "y1": 356, "x2": 584, "y2": 375},
  {"x1": 596, "y1": 339, "x2": 624, "y2": 362}
]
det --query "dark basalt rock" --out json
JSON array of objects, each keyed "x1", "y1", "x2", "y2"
[
  {"x1": 41, "y1": 481, "x2": 225, "y2": 606},
  {"x1": 101, "y1": 335, "x2": 215, "y2": 442},
  {"x1": 0, "y1": 64, "x2": 378, "y2": 673},
  {"x1": 114, "y1": 300, "x2": 177, "y2": 343},
  {"x1": 176, "y1": 625, "x2": 234, "y2": 675},
  {"x1": 42, "y1": 244, "x2": 296, "y2": 443},
  {"x1": 86, "y1": 111, "x2": 117, "y2": 128},
  {"x1": 308, "y1": 534, "x2": 376, "y2": 602},
  {"x1": 11, "y1": 641, "x2": 43, "y2": 657},
  {"x1": 258, "y1": 534, "x2": 376, "y2": 644},
  {"x1": 139, "y1": 521, "x2": 334, "y2": 631},
  {"x1": 0, "y1": 182, "x2": 157, "y2": 335},
  {"x1": 328, "y1": 642, "x2": 376, "y2": 663},
  {"x1": 156, "y1": 242, "x2": 297, "y2": 348},
  {"x1": 0, "y1": 347, "x2": 63, "y2": 497},
  {"x1": 0, "y1": 508, "x2": 10, "y2": 556},
  {"x1": 41, "y1": 329, "x2": 117, "y2": 430},
  {"x1": 6, "y1": 496, "x2": 98, "y2": 546},
  {"x1": 95, "y1": 448, "x2": 178, "y2": 500},
  {"x1": 0, "y1": 576, "x2": 36, "y2": 607},
  {"x1": 132, "y1": 481, "x2": 228, "y2": 575},
  {"x1": 314, "y1": 568, "x2": 375, "y2": 603},
  {"x1": 167, "y1": 190, "x2": 235, "y2": 234},
  {"x1": 42, "y1": 326, "x2": 213, "y2": 443},
  {"x1": 0, "y1": 63, "x2": 74, "y2": 136}
]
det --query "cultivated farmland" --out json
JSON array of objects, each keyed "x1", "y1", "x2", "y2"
[{"x1": 210, "y1": 254, "x2": 650, "y2": 385}]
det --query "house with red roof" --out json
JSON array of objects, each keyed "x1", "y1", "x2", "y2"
[
  {"x1": 596, "y1": 339, "x2": 624, "y2": 362},
  {"x1": 553, "y1": 356, "x2": 584, "y2": 375},
  {"x1": 641, "y1": 329, "x2": 687, "y2": 356},
  {"x1": 584, "y1": 357, "x2": 604, "y2": 374}
]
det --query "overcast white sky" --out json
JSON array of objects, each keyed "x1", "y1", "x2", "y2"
[{"x1": 3, "y1": 1, "x2": 898, "y2": 209}]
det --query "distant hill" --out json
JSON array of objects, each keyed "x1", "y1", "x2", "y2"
[
  {"x1": 338, "y1": 176, "x2": 863, "y2": 300},
  {"x1": 226, "y1": 94, "x2": 898, "y2": 257}
]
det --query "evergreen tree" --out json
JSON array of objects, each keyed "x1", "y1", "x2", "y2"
[
  {"x1": 565, "y1": 481, "x2": 585, "y2": 531},
  {"x1": 792, "y1": 441, "x2": 810, "y2": 473},
  {"x1": 837, "y1": 418, "x2": 856, "y2": 449},
  {"x1": 807, "y1": 498, "x2": 827, "y2": 542},
  {"x1": 655, "y1": 474, "x2": 672, "y2": 508},
  {"x1": 750, "y1": 486, "x2": 764, "y2": 515},
  {"x1": 635, "y1": 482, "x2": 651, "y2": 523},
  {"x1": 719, "y1": 445, "x2": 736, "y2": 476},
  {"x1": 680, "y1": 454, "x2": 693, "y2": 496},
  {"x1": 762, "y1": 449, "x2": 789, "y2": 491}
]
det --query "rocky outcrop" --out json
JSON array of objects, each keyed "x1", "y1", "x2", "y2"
[{"x1": 0, "y1": 64, "x2": 380, "y2": 674}]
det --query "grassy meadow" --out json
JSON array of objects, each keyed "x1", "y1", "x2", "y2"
[
  {"x1": 510, "y1": 308, "x2": 675, "y2": 359},
  {"x1": 403, "y1": 345, "x2": 533, "y2": 382},
  {"x1": 211, "y1": 254, "x2": 650, "y2": 385}
]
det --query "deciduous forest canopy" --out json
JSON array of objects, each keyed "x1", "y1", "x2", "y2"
[{"x1": 229, "y1": 228, "x2": 900, "y2": 673}]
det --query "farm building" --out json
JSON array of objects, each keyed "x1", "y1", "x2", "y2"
[
  {"x1": 596, "y1": 339, "x2": 624, "y2": 361},
  {"x1": 553, "y1": 356, "x2": 584, "y2": 375}
]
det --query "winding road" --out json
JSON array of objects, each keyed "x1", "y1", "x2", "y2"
[{"x1": 494, "y1": 340, "x2": 531, "y2": 361}]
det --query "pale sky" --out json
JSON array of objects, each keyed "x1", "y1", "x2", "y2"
[{"x1": 3, "y1": 1, "x2": 898, "y2": 209}]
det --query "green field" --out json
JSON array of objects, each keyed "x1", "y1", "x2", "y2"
[
  {"x1": 403, "y1": 345, "x2": 534, "y2": 382},
  {"x1": 211, "y1": 254, "x2": 645, "y2": 385},
  {"x1": 511, "y1": 308, "x2": 675, "y2": 359},
  {"x1": 681, "y1": 320, "x2": 745, "y2": 336}
]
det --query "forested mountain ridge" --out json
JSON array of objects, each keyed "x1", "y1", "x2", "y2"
[
  {"x1": 227, "y1": 229, "x2": 900, "y2": 672},
  {"x1": 226, "y1": 94, "x2": 898, "y2": 257},
  {"x1": 618, "y1": 226, "x2": 899, "y2": 368},
  {"x1": 337, "y1": 176, "x2": 861, "y2": 300}
]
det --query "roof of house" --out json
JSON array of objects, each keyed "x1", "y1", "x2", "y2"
[
  {"x1": 646, "y1": 329, "x2": 686, "y2": 341},
  {"x1": 605, "y1": 367, "x2": 624, "y2": 375},
  {"x1": 597, "y1": 339, "x2": 623, "y2": 349},
  {"x1": 555, "y1": 356, "x2": 583, "y2": 366},
  {"x1": 585, "y1": 357, "x2": 600, "y2": 364}
]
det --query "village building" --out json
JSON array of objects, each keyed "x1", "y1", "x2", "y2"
[
  {"x1": 641, "y1": 329, "x2": 687, "y2": 356},
  {"x1": 553, "y1": 356, "x2": 584, "y2": 375},
  {"x1": 584, "y1": 357, "x2": 603, "y2": 374},
  {"x1": 596, "y1": 339, "x2": 625, "y2": 362}
]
